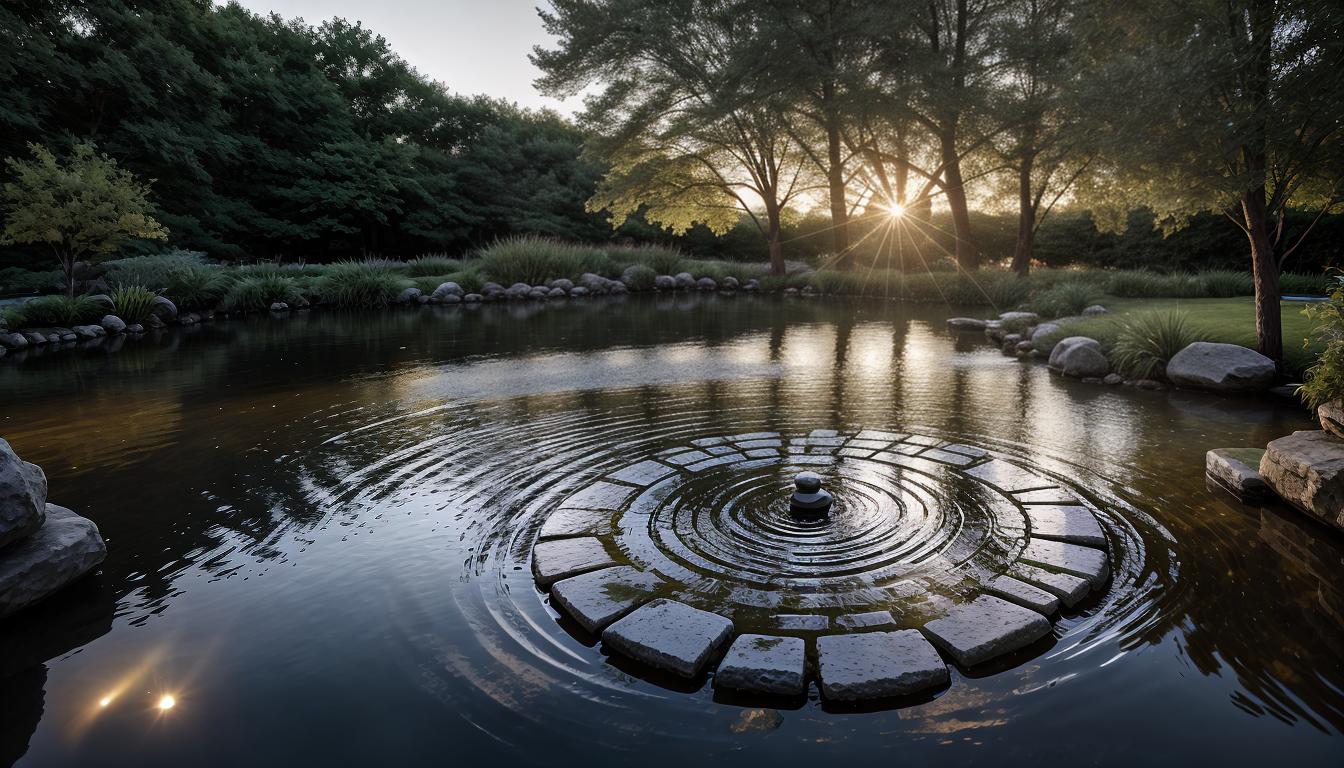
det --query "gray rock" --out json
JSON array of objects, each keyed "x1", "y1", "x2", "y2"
[
  {"x1": 609, "y1": 280, "x2": 627, "y2": 294},
  {"x1": 816, "y1": 630, "x2": 948, "y2": 701},
  {"x1": 983, "y1": 575, "x2": 1060, "y2": 615},
  {"x1": 71, "y1": 325, "x2": 104, "y2": 340},
  {"x1": 607, "y1": 460, "x2": 677, "y2": 487},
  {"x1": 463, "y1": 293, "x2": 482, "y2": 303},
  {"x1": 430, "y1": 282, "x2": 464, "y2": 301},
  {"x1": 1130, "y1": 378, "x2": 1166, "y2": 390},
  {"x1": 0, "y1": 332, "x2": 29, "y2": 349},
  {"x1": 22, "y1": 332, "x2": 46, "y2": 345},
  {"x1": 442, "y1": 293, "x2": 462, "y2": 304},
  {"x1": 528, "y1": 287, "x2": 550, "y2": 300},
  {"x1": 578, "y1": 273, "x2": 608, "y2": 291},
  {"x1": 505, "y1": 282, "x2": 532, "y2": 299},
  {"x1": 396, "y1": 287, "x2": 422, "y2": 304},
  {"x1": 1319, "y1": 401, "x2": 1344, "y2": 440},
  {"x1": 998, "y1": 311, "x2": 1039, "y2": 325},
  {"x1": 1048, "y1": 336, "x2": 1109, "y2": 378},
  {"x1": 269, "y1": 302, "x2": 289, "y2": 312},
  {"x1": 549, "y1": 278, "x2": 575, "y2": 292},
  {"x1": 1082, "y1": 304, "x2": 1108, "y2": 316},
  {"x1": 743, "y1": 278, "x2": 761, "y2": 292},
  {"x1": 1103, "y1": 373, "x2": 1123, "y2": 385},
  {"x1": 86, "y1": 293, "x2": 115, "y2": 311},
  {"x1": 714, "y1": 634, "x2": 805, "y2": 696},
  {"x1": 654, "y1": 275, "x2": 676, "y2": 290},
  {"x1": 1166, "y1": 342, "x2": 1276, "y2": 392},
  {"x1": 569, "y1": 286, "x2": 589, "y2": 297},
  {"x1": 0, "y1": 439, "x2": 46, "y2": 550},
  {"x1": 1019, "y1": 539, "x2": 1109, "y2": 588},
  {"x1": 836, "y1": 610, "x2": 897, "y2": 630},
  {"x1": 1015, "y1": 339, "x2": 1035, "y2": 353},
  {"x1": 0, "y1": 504, "x2": 106, "y2": 619},
  {"x1": 1030, "y1": 322, "x2": 1061, "y2": 346},
  {"x1": 721, "y1": 276, "x2": 740, "y2": 290},
  {"x1": 149, "y1": 295, "x2": 177, "y2": 320},
  {"x1": 548, "y1": 287, "x2": 567, "y2": 298},
  {"x1": 601, "y1": 599, "x2": 734, "y2": 677},
  {"x1": 922, "y1": 595, "x2": 1052, "y2": 667},
  {"x1": 550, "y1": 566, "x2": 663, "y2": 633},
  {"x1": 1025, "y1": 505, "x2": 1106, "y2": 546},
  {"x1": 1009, "y1": 563, "x2": 1091, "y2": 608},
  {"x1": 773, "y1": 614, "x2": 829, "y2": 631},
  {"x1": 946, "y1": 317, "x2": 988, "y2": 331},
  {"x1": 126, "y1": 323, "x2": 145, "y2": 334},
  {"x1": 1205, "y1": 448, "x2": 1270, "y2": 500},
  {"x1": 674, "y1": 272, "x2": 696, "y2": 290},
  {"x1": 696, "y1": 277, "x2": 717, "y2": 291},
  {"x1": 531, "y1": 537, "x2": 616, "y2": 587},
  {"x1": 58, "y1": 332, "x2": 77, "y2": 342},
  {"x1": 1260, "y1": 430, "x2": 1344, "y2": 531},
  {"x1": 480, "y1": 281, "x2": 504, "y2": 294}
]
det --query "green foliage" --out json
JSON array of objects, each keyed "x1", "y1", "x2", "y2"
[
  {"x1": 476, "y1": 237, "x2": 621, "y2": 285},
  {"x1": 1300, "y1": 275, "x2": 1344, "y2": 409},
  {"x1": 623, "y1": 245, "x2": 686, "y2": 275},
  {"x1": 104, "y1": 250, "x2": 209, "y2": 290},
  {"x1": 1281, "y1": 272, "x2": 1334, "y2": 296},
  {"x1": 221, "y1": 275, "x2": 303, "y2": 313},
  {"x1": 3, "y1": 295, "x2": 103, "y2": 327},
  {"x1": 0, "y1": 267, "x2": 62, "y2": 294},
  {"x1": 1029, "y1": 282, "x2": 1096, "y2": 318},
  {"x1": 314, "y1": 260, "x2": 411, "y2": 308},
  {"x1": 1196, "y1": 270, "x2": 1254, "y2": 298},
  {"x1": 166, "y1": 266, "x2": 233, "y2": 312},
  {"x1": 619, "y1": 264, "x2": 657, "y2": 290},
  {"x1": 406, "y1": 256, "x2": 462, "y2": 276},
  {"x1": 110, "y1": 285, "x2": 160, "y2": 324},
  {"x1": 1, "y1": 143, "x2": 167, "y2": 294},
  {"x1": 1108, "y1": 311, "x2": 1202, "y2": 380}
]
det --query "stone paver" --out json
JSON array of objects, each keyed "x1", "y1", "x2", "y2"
[
  {"x1": 714, "y1": 634, "x2": 806, "y2": 696},
  {"x1": 836, "y1": 610, "x2": 897, "y2": 630},
  {"x1": 983, "y1": 575, "x2": 1059, "y2": 615},
  {"x1": 538, "y1": 507, "x2": 611, "y2": 539},
  {"x1": 1020, "y1": 539, "x2": 1109, "y2": 587},
  {"x1": 602, "y1": 599, "x2": 734, "y2": 677},
  {"x1": 774, "y1": 614, "x2": 829, "y2": 631},
  {"x1": 1009, "y1": 564, "x2": 1091, "y2": 608},
  {"x1": 964, "y1": 460, "x2": 1056, "y2": 493},
  {"x1": 532, "y1": 537, "x2": 617, "y2": 587},
  {"x1": 921, "y1": 595, "x2": 1052, "y2": 667},
  {"x1": 1025, "y1": 505, "x2": 1106, "y2": 546},
  {"x1": 551, "y1": 566, "x2": 664, "y2": 633},
  {"x1": 563, "y1": 480, "x2": 639, "y2": 509},
  {"x1": 607, "y1": 460, "x2": 677, "y2": 487},
  {"x1": 816, "y1": 630, "x2": 948, "y2": 701}
]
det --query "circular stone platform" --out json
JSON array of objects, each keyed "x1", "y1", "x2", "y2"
[{"x1": 531, "y1": 429, "x2": 1112, "y2": 701}]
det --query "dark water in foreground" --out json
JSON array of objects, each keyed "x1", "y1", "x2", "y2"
[{"x1": 0, "y1": 294, "x2": 1340, "y2": 767}]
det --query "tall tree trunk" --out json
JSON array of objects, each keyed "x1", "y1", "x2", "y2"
[
  {"x1": 766, "y1": 203, "x2": 785, "y2": 276},
  {"x1": 1243, "y1": 188, "x2": 1282, "y2": 364},
  {"x1": 824, "y1": 98, "x2": 849, "y2": 258},
  {"x1": 1011, "y1": 154, "x2": 1036, "y2": 276},
  {"x1": 939, "y1": 128, "x2": 977, "y2": 270}
]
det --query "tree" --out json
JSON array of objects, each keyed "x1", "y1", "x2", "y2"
[
  {"x1": 534, "y1": 0, "x2": 817, "y2": 274},
  {"x1": 1, "y1": 142, "x2": 167, "y2": 296},
  {"x1": 1084, "y1": 0, "x2": 1344, "y2": 363}
]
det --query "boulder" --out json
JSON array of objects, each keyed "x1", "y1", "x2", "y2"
[
  {"x1": 528, "y1": 287, "x2": 549, "y2": 300},
  {"x1": 269, "y1": 302, "x2": 289, "y2": 312},
  {"x1": 1029, "y1": 322, "x2": 1062, "y2": 352},
  {"x1": 396, "y1": 287, "x2": 422, "y2": 304},
  {"x1": 86, "y1": 293, "x2": 115, "y2": 312},
  {"x1": 71, "y1": 325, "x2": 104, "y2": 340},
  {"x1": 743, "y1": 278, "x2": 760, "y2": 292},
  {"x1": 609, "y1": 280, "x2": 627, "y2": 294},
  {"x1": 578, "y1": 273, "x2": 607, "y2": 292},
  {"x1": 569, "y1": 286, "x2": 589, "y2": 297},
  {"x1": 1103, "y1": 373, "x2": 1123, "y2": 385},
  {"x1": 0, "y1": 504, "x2": 107, "y2": 619},
  {"x1": 1205, "y1": 448, "x2": 1269, "y2": 500},
  {"x1": 145, "y1": 314, "x2": 165, "y2": 329},
  {"x1": 547, "y1": 287, "x2": 567, "y2": 298},
  {"x1": 505, "y1": 282, "x2": 532, "y2": 299},
  {"x1": 126, "y1": 323, "x2": 144, "y2": 334},
  {"x1": 696, "y1": 277, "x2": 717, "y2": 291},
  {"x1": 1166, "y1": 342, "x2": 1275, "y2": 393},
  {"x1": 654, "y1": 275, "x2": 676, "y2": 290},
  {"x1": 21, "y1": 332, "x2": 46, "y2": 345},
  {"x1": 1082, "y1": 305, "x2": 1108, "y2": 316},
  {"x1": 441, "y1": 294, "x2": 462, "y2": 304},
  {"x1": 998, "y1": 311, "x2": 1039, "y2": 326},
  {"x1": 462, "y1": 293, "x2": 482, "y2": 303},
  {"x1": 0, "y1": 440, "x2": 47, "y2": 550},
  {"x1": 430, "y1": 282, "x2": 464, "y2": 302},
  {"x1": 946, "y1": 317, "x2": 988, "y2": 331},
  {"x1": 149, "y1": 295, "x2": 177, "y2": 320},
  {"x1": 1318, "y1": 401, "x2": 1344, "y2": 440},
  {"x1": 1048, "y1": 336, "x2": 1109, "y2": 378},
  {"x1": 674, "y1": 272, "x2": 695, "y2": 290},
  {"x1": 721, "y1": 276, "x2": 740, "y2": 291},
  {"x1": 0, "y1": 332, "x2": 29, "y2": 350},
  {"x1": 1260, "y1": 431, "x2": 1344, "y2": 531},
  {"x1": 549, "y1": 278, "x2": 575, "y2": 292}
]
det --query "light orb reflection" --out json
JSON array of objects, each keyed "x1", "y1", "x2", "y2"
[{"x1": 157, "y1": 694, "x2": 176, "y2": 711}]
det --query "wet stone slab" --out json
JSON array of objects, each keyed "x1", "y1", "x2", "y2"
[
  {"x1": 532, "y1": 537, "x2": 617, "y2": 587},
  {"x1": 607, "y1": 460, "x2": 678, "y2": 487},
  {"x1": 983, "y1": 575, "x2": 1060, "y2": 615},
  {"x1": 1025, "y1": 505, "x2": 1106, "y2": 546},
  {"x1": 1009, "y1": 563, "x2": 1091, "y2": 608},
  {"x1": 685, "y1": 454, "x2": 746, "y2": 472},
  {"x1": 836, "y1": 610, "x2": 898, "y2": 630},
  {"x1": 816, "y1": 630, "x2": 948, "y2": 701},
  {"x1": 1013, "y1": 488, "x2": 1080, "y2": 505},
  {"x1": 563, "y1": 480, "x2": 639, "y2": 509},
  {"x1": 602, "y1": 599, "x2": 735, "y2": 678},
  {"x1": 714, "y1": 634, "x2": 806, "y2": 696},
  {"x1": 774, "y1": 614, "x2": 830, "y2": 631},
  {"x1": 1020, "y1": 539, "x2": 1109, "y2": 588},
  {"x1": 922, "y1": 595, "x2": 1052, "y2": 667},
  {"x1": 964, "y1": 460, "x2": 1057, "y2": 493},
  {"x1": 918, "y1": 448, "x2": 978, "y2": 467},
  {"x1": 664, "y1": 450, "x2": 712, "y2": 466},
  {"x1": 854, "y1": 430, "x2": 906, "y2": 443},
  {"x1": 539, "y1": 507, "x2": 610, "y2": 540},
  {"x1": 550, "y1": 566, "x2": 664, "y2": 633}
]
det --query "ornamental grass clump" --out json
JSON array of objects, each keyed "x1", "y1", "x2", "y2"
[
  {"x1": 110, "y1": 285, "x2": 159, "y2": 324},
  {"x1": 1300, "y1": 274, "x2": 1344, "y2": 410},
  {"x1": 1109, "y1": 311, "x2": 1201, "y2": 380},
  {"x1": 315, "y1": 260, "x2": 410, "y2": 308},
  {"x1": 165, "y1": 265, "x2": 232, "y2": 312},
  {"x1": 4, "y1": 294, "x2": 104, "y2": 327},
  {"x1": 104, "y1": 249, "x2": 207, "y2": 290},
  {"x1": 619, "y1": 263, "x2": 657, "y2": 290},
  {"x1": 1028, "y1": 281, "x2": 1095, "y2": 318},
  {"x1": 478, "y1": 236, "x2": 614, "y2": 285},
  {"x1": 406, "y1": 255, "x2": 462, "y2": 276},
  {"x1": 221, "y1": 274, "x2": 302, "y2": 313}
]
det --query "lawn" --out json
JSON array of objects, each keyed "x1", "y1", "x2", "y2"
[{"x1": 1052, "y1": 296, "x2": 1323, "y2": 375}]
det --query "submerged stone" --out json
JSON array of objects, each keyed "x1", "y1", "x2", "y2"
[
  {"x1": 1020, "y1": 539, "x2": 1109, "y2": 588},
  {"x1": 532, "y1": 537, "x2": 617, "y2": 587},
  {"x1": 1205, "y1": 448, "x2": 1269, "y2": 500},
  {"x1": 602, "y1": 599, "x2": 734, "y2": 678},
  {"x1": 550, "y1": 566, "x2": 663, "y2": 633},
  {"x1": 836, "y1": 610, "x2": 897, "y2": 630},
  {"x1": 984, "y1": 575, "x2": 1060, "y2": 615},
  {"x1": 816, "y1": 630, "x2": 948, "y2": 701},
  {"x1": 1009, "y1": 563, "x2": 1091, "y2": 608},
  {"x1": 1025, "y1": 505, "x2": 1106, "y2": 546},
  {"x1": 714, "y1": 634, "x2": 806, "y2": 696},
  {"x1": 922, "y1": 595, "x2": 1052, "y2": 667}
]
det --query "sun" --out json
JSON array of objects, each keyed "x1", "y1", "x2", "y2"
[{"x1": 884, "y1": 202, "x2": 906, "y2": 219}]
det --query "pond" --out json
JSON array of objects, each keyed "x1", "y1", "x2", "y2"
[{"x1": 1, "y1": 294, "x2": 1341, "y2": 767}]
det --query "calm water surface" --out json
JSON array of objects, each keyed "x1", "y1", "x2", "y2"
[{"x1": 0, "y1": 295, "x2": 1340, "y2": 767}]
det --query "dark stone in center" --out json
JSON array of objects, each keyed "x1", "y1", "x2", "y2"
[{"x1": 790, "y1": 472, "x2": 833, "y2": 515}]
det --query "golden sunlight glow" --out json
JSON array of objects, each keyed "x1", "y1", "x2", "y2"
[
  {"x1": 884, "y1": 202, "x2": 906, "y2": 219},
  {"x1": 157, "y1": 694, "x2": 176, "y2": 711},
  {"x1": 98, "y1": 696, "x2": 113, "y2": 708}
]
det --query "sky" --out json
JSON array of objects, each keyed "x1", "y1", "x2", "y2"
[{"x1": 230, "y1": 0, "x2": 576, "y2": 114}]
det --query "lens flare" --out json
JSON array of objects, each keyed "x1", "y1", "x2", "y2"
[
  {"x1": 157, "y1": 694, "x2": 176, "y2": 711},
  {"x1": 885, "y1": 202, "x2": 906, "y2": 219}
]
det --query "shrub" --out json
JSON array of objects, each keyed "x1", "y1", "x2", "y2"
[
  {"x1": 406, "y1": 255, "x2": 462, "y2": 276},
  {"x1": 620, "y1": 263, "x2": 657, "y2": 290},
  {"x1": 1109, "y1": 311, "x2": 1202, "y2": 380},
  {"x1": 477, "y1": 236, "x2": 616, "y2": 285},
  {"x1": 3, "y1": 295, "x2": 103, "y2": 327},
  {"x1": 221, "y1": 275, "x2": 302, "y2": 313},
  {"x1": 1029, "y1": 282, "x2": 1095, "y2": 318},
  {"x1": 1300, "y1": 274, "x2": 1344, "y2": 409},
  {"x1": 314, "y1": 260, "x2": 411, "y2": 308},
  {"x1": 1197, "y1": 270, "x2": 1254, "y2": 298},
  {"x1": 0, "y1": 267, "x2": 62, "y2": 294},
  {"x1": 111, "y1": 285, "x2": 159, "y2": 323},
  {"x1": 1281, "y1": 271, "x2": 1333, "y2": 296},
  {"x1": 165, "y1": 265, "x2": 232, "y2": 312},
  {"x1": 624, "y1": 244, "x2": 686, "y2": 275},
  {"x1": 1106, "y1": 270, "x2": 1173, "y2": 298},
  {"x1": 104, "y1": 250, "x2": 208, "y2": 289}
]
